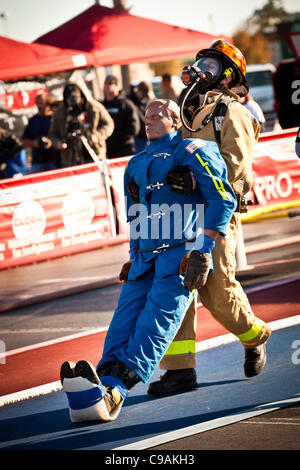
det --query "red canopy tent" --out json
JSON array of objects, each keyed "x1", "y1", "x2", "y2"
[
  {"x1": 0, "y1": 35, "x2": 93, "y2": 81},
  {"x1": 35, "y1": 4, "x2": 232, "y2": 65}
]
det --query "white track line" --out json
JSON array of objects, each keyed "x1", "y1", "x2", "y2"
[
  {"x1": 1, "y1": 315, "x2": 299, "y2": 408},
  {"x1": 1, "y1": 326, "x2": 108, "y2": 359},
  {"x1": 0, "y1": 381, "x2": 62, "y2": 407},
  {"x1": 195, "y1": 315, "x2": 300, "y2": 352},
  {"x1": 112, "y1": 395, "x2": 300, "y2": 451}
]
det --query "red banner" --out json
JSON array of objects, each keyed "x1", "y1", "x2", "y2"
[
  {"x1": 249, "y1": 128, "x2": 300, "y2": 209},
  {"x1": 0, "y1": 129, "x2": 299, "y2": 270},
  {"x1": 3, "y1": 87, "x2": 47, "y2": 111},
  {"x1": 0, "y1": 160, "x2": 129, "y2": 269}
]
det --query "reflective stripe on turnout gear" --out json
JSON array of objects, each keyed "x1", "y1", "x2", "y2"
[
  {"x1": 165, "y1": 339, "x2": 196, "y2": 356},
  {"x1": 195, "y1": 152, "x2": 232, "y2": 201},
  {"x1": 164, "y1": 289, "x2": 196, "y2": 358},
  {"x1": 236, "y1": 318, "x2": 265, "y2": 343}
]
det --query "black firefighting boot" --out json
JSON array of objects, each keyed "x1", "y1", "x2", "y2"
[
  {"x1": 97, "y1": 360, "x2": 141, "y2": 414},
  {"x1": 147, "y1": 368, "x2": 197, "y2": 395},
  {"x1": 244, "y1": 343, "x2": 267, "y2": 377}
]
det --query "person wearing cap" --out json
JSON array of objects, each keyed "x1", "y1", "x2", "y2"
[
  {"x1": 147, "y1": 40, "x2": 272, "y2": 395},
  {"x1": 60, "y1": 98, "x2": 236, "y2": 423},
  {"x1": 102, "y1": 75, "x2": 141, "y2": 158},
  {"x1": 161, "y1": 73, "x2": 179, "y2": 102},
  {"x1": 49, "y1": 81, "x2": 114, "y2": 167},
  {"x1": 131, "y1": 80, "x2": 156, "y2": 153}
]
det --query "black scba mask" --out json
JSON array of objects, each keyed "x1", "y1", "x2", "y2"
[
  {"x1": 181, "y1": 56, "x2": 230, "y2": 94},
  {"x1": 181, "y1": 57, "x2": 224, "y2": 94},
  {"x1": 180, "y1": 55, "x2": 236, "y2": 133}
]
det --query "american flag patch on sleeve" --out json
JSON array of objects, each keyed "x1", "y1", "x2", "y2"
[{"x1": 185, "y1": 140, "x2": 205, "y2": 154}]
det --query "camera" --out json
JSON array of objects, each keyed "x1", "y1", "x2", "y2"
[
  {"x1": 65, "y1": 113, "x2": 84, "y2": 139},
  {"x1": 63, "y1": 113, "x2": 89, "y2": 166},
  {"x1": 38, "y1": 136, "x2": 50, "y2": 150}
]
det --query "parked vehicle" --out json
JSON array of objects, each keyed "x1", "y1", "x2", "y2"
[{"x1": 246, "y1": 63, "x2": 276, "y2": 125}]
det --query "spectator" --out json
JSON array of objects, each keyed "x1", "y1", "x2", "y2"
[
  {"x1": 240, "y1": 93, "x2": 266, "y2": 132},
  {"x1": 22, "y1": 93, "x2": 59, "y2": 174},
  {"x1": 102, "y1": 75, "x2": 140, "y2": 158},
  {"x1": 132, "y1": 81, "x2": 156, "y2": 152},
  {"x1": 161, "y1": 73, "x2": 178, "y2": 102},
  {"x1": 49, "y1": 82, "x2": 114, "y2": 167}
]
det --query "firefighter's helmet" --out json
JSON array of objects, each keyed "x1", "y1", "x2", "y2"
[{"x1": 196, "y1": 39, "x2": 248, "y2": 91}]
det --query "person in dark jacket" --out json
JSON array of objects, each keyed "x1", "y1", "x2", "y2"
[
  {"x1": 22, "y1": 93, "x2": 60, "y2": 173},
  {"x1": 102, "y1": 75, "x2": 140, "y2": 158}
]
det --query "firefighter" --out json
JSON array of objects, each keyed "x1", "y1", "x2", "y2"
[
  {"x1": 60, "y1": 98, "x2": 236, "y2": 423},
  {"x1": 147, "y1": 40, "x2": 272, "y2": 395}
]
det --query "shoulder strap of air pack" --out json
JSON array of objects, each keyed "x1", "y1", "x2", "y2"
[{"x1": 211, "y1": 94, "x2": 236, "y2": 145}]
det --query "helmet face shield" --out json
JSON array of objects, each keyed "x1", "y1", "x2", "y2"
[
  {"x1": 193, "y1": 57, "x2": 222, "y2": 79},
  {"x1": 181, "y1": 55, "x2": 224, "y2": 93}
]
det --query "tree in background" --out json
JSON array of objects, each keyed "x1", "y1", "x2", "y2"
[
  {"x1": 233, "y1": 30, "x2": 272, "y2": 64},
  {"x1": 113, "y1": 0, "x2": 130, "y2": 12},
  {"x1": 252, "y1": 0, "x2": 289, "y2": 33},
  {"x1": 233, "y1": 0, "x2": 290, "y2": 64},
  {"x1": 151, "y1": 59, "x2": 184, "y2": 78}
]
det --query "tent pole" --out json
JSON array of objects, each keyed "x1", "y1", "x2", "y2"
[
  {"x1": 113, "y1": 0, "x2": 130, "y2": 93},
  {"x1": 92, "y1": 66, "x2": 104, "y2": 100}
]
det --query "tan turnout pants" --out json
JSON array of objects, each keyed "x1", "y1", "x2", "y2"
[{"x1": 160, "y1": 213, "x2": 272, "y2": 370}]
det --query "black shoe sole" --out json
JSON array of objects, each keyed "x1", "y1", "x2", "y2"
[
  {"x1": 75, "y1": 360, "x2": 100, "y2": 385},
  {"x1": 60, "y1": 361, "x2": 76, "y2": 385}
]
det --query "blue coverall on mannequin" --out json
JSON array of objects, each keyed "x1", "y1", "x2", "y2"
[{"x1": 97, "y1": 130, "x2": 236, "y2": 384}]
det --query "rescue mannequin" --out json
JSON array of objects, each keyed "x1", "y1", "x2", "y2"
[{"x1": 60, "y1": 98, "x2": 236, "y2": 423}]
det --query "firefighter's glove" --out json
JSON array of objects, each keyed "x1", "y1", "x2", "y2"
[
  {"x1": 127, "y1": 178, "x2": 140, "y2": 203},
  {"x1": 119, "y1": 260, "x2": 133, "y2": 282},
  {"x1": 166, "y1": 166, "x2": 196, "y2": 194},
  {"x1": 179, "y1": 251, "x2": 210, "y2": 290}
]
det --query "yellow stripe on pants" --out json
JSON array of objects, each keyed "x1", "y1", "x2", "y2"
[
  {"x1": 165, "y1": 290, "x2": 196, "y2": 357},
  {"x1": 165, "y1": 339, "x2": 196, "y2": 356},
  {"x1": 236, "y1": 318, "x2": 265, "y2": 343}
]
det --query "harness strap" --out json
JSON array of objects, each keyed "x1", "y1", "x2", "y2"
[
  {"x1": 135, "y1": 238, "x2": 195, "y2": 254},
  {"x1": 200, "y1": 94, "x2": 236, "y2": 144}
]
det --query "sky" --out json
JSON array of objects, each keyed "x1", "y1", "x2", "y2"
[{"x1": 0, "y1": 0, "x2": 299, "y2": 43}]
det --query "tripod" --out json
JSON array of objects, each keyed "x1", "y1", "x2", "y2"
[{"x1": 80, "y1": 135, "x2": 117, "y2": 238}]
